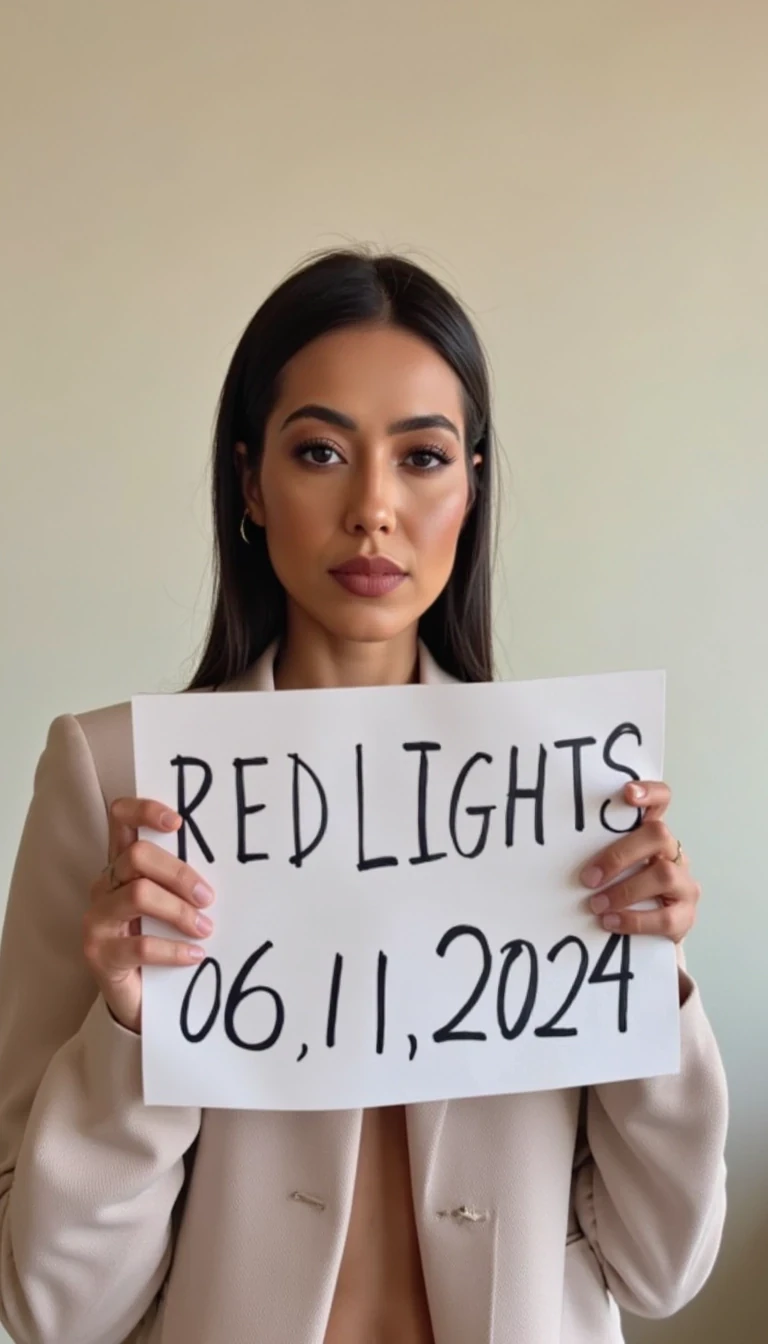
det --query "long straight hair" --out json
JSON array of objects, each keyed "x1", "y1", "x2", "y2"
[{"x1": 188, "y1": 249, "x2": 495, "y2": 689}]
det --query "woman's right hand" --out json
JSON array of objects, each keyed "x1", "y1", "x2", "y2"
[{"x1": 83, "y1": 798, "x2": 215, "y2": 1034}]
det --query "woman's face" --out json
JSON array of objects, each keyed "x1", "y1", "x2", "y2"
[{"x1": 241, "y1": 323, "x2": 478, "y2": 646}]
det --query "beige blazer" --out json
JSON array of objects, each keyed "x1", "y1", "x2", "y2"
[{"x1": 0, "y1": 647, "x2": 728, "y2": 1344}]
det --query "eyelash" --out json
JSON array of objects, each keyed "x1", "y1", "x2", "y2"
[
  {"x1": 294, "y1": 439, "x2": 345, "y2": 466},
  {"x1": 294, "y1": 439, "x2": 455, "y2": 470}
]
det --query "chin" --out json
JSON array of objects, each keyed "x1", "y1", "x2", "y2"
[
  {"x1": 319, "y1": 607, "x2": 419, "y2": 644},
  {"x1": 294, "y1": 589, "x2": 426, "y2": 645}
]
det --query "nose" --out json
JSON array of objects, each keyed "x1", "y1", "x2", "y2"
[{"x1": 343, "y1": 459, "x2": 396, "y2": 537}]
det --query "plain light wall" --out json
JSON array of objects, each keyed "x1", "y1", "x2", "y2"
[{"x1": 1, "y1": 3, "x2": 766, "y2": 1341}]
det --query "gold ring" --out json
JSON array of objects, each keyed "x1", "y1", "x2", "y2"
[{"x1": 672, "y1": 839, "x2": 683, "y2": 865}]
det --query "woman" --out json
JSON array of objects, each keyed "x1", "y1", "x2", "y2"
[{"x1": 0, "y1": 249, "x2": 727, "y2": 1344}]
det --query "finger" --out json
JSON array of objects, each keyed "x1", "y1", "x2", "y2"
[
  {"x1": 589, "y1": 858, "x2": 691, "y2": 914},
  {"x1": 97, "y1": 933, "x2": 206, "y2": 971},
  {"x1": 581, "y1": 818, "x2": 677, "y2": 889},
  {"x1": 107, "y1": 837, "x2": 214, "y2": 908},
  {"x1": 596, "y1": 901, "x2": 695, "y2": 942},
  {"x1": 108, "y1": 797, "x2": 180, "y2": 865},
  {"x1": 89, "y1": 878, "x2": 214, "y2": 941},
  {"x1": 623, "y1": 780, "x2": 671, "y2": 821}
]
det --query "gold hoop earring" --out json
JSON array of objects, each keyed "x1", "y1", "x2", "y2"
[{"x1": 239, "y1": 511, "x2": 251, "y2": 544}]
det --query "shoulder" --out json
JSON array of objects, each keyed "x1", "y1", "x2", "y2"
[
  {"x1": 76, "y1": 699, "x2": 132, "y2": 761},
  {"x1": 33, "y1": 703, "x2": 135, "y2": 814},
  {"x1": 66, "y1": 681, "x2": 213, "y2": 807}
]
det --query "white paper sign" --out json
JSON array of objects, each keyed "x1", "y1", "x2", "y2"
[{"x1": 132, "y1": 670, "x2": 679, "y2": 1111}]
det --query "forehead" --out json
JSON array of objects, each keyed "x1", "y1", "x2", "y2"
[{"x1": 273, "y1": 324, "x2": 466, "y2": 430}]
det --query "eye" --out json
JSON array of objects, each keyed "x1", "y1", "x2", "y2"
[
  {"x1": 295, "y1": 439, "x2": 345, "y2": 467},
  {"x1": 403, "y1": 445, "x2": 454, "y2": 471}
]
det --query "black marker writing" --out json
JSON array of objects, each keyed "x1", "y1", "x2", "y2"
[
  {"x1": 404, "y1": 741, "x2": 447, "y2": 866},
  {"x1": 449, "y1": 752, "x2": 495, "y2": 859},
  {"x1": 600, "y1": 723, "x2": 643, "y2": 834},
  {"x1": 288, "y1": 753, "x2": 328, "y2": 868},
  {"x1": 506, "y1": 744, "x2": 547, "y2": 847},
  {"x1": 376, "y1": 951, "x2": 388, "y2": 1054},
  {"x1": 233, "y1": 757, "x2": 269, "y2": 863},
  {"x1": 356, "y1": 744, "x2": 398, "y2": 871},
  {"x1": 177, "y1": 930, "x2": 634, "y2": 1057},
  {"x1": 553, "y1": 736, "x2": 597, "y2": 832},
  {"x1": 222, "y1": 941, "x2": 284, "y2": 1051},
  {"x1": 171, "y1": 755, "x2": 214, "y2": 864},
  {"x1": 326, "y1": 953, "x2": 343, "y2": 1047}
]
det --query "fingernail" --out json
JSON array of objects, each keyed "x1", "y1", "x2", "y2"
[
  {"x1": 580, "y1": 866, "x2": 604, "y2": 888},
  {"x1": 195, "y1": 913, "x2": 214, "y2": 935},
  {"x1": 160, "y1": 811, "x2": 177, "y2": 830},
  {"x1": 629, "y1": 784, "x2": 646, "y2": 801},
  {"x1": 192, "y1": 881, "x2": 215, "y2": 906},
  {"x1": 591, "y1": 894, "x2": 610, "y2": 914},
  {"x1": 602, "y1": 914, "x2": 621, "y2": 930},
  {"x1": 186, "y1": 945, "x2": 205, "y2": 962}
]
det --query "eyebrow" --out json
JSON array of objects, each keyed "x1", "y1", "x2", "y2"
[{"x1": 280, "y1": 403, "x2": 461, "y2": 442}]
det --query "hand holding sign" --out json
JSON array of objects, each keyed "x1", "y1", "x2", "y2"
[
  {"x1": 580, "y1": 789, "x2": 698, "y2": 943},
  {"x1": 132, "y1": 669, "x2": 681, "y2": 1111},
  {"x1": 82, "y1": 799, "x2": 215, "y2": 1035}
]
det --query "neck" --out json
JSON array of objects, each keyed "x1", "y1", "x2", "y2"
[{"x1": 274, "y1": 609, "x2": 420, "y2": 691}]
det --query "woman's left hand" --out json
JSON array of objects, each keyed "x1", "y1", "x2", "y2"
[{"x1": 580, "y1": 781, "x2": 700, "y2": 943}]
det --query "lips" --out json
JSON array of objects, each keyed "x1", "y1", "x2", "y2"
[{"x1": 329, "y1": 555, "x2": 407, "y2": 598}]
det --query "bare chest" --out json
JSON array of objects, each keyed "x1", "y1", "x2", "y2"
[{"x1": 323, "y1": 1106, "x2": 434, "y2": 1344}]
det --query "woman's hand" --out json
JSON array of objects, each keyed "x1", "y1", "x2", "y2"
[
  {"x1": 580, "y1": 781, "x2": 700, "y2": 943},
  {"x1": 83, "y1": 798, "x2": 216, "y2": 1034}
]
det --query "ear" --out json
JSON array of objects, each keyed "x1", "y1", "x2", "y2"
[{"x1": 235, "y1": 440, "x2": 266, "y2": 527}]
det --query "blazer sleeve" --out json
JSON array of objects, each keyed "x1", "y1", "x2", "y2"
[
  {"x1": 0, "y1": 715, "x2": 201, "y2": 1344},
  {"x1": 573, "y1": 967, "x2": 728, "y2": 1319}
]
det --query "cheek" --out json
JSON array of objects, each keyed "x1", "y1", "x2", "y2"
[
  {"x1": 408, "y1": 482, "x2": 470, "y2": 561},
  {"x1": 259, "y1": 468, "x2": 327, "y2": 553}
]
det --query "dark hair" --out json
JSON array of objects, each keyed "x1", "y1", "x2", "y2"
[{"x1": 188, "y1": 248, "x2": 495, "y2": 688}]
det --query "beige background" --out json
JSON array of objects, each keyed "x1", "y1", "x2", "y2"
[{"x1": 1, "y1": 2, "x2": 766, "y2": 1340}]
